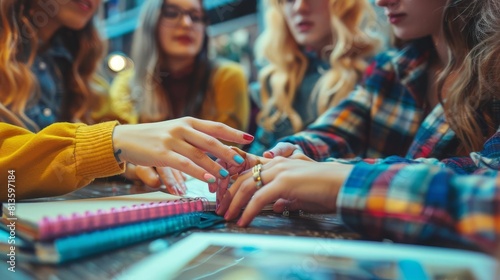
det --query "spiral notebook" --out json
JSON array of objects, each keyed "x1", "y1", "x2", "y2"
[
  {"x1": 2, "y1": 191, "x2": 215, "y2": 242},
  {"x1": 1, "y1": 213, "x2": 225, "y2": 264}
]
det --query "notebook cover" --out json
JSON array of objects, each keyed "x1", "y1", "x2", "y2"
[
  {"x1": 1, "y1": 213, "x2": 225, "y2": 264},
  {"x1": 2, "y1": 191, "x2": 215, "y2": 241}
]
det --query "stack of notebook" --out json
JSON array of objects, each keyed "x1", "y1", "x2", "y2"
[{"x1": 0, "y1": 181, "x2": 224, "y2": 264}]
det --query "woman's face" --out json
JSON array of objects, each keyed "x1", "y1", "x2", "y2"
[
  {"x1": 279, "y1": 0, "x2": 333, "y2": 51},
  {"x1": 158, "y1": 0, "x2": 205, "y2": 59},
  {"x1": 34, "y1": 0, "x2": 101, "y2": 30},
  {"x1": 375, "y1": 0, "x2": 447, "y2": 40}
]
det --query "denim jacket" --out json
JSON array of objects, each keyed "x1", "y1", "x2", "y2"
[
  {"x1": 248, "y1": 50, "x2": 330, "y2": 155},
  {"x1": 25, "y1": 37, "x2": 72, "y2": 131}
]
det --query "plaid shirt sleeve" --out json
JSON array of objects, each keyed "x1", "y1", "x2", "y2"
[
  {"x1": 280, "y1": 85, "x2": 371, "y2": 161},
  {"x1": 279, "y1": 53, "x2": 397, "y2": 161},
  {"x1": 338, "y1": 131, "x2": 500, "y2": 254}
]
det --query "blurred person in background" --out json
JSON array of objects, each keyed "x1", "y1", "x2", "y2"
[
  {"x1": 110, "y1": 0, "x2": 250, "y2": 194},
  {"x1": 0, "y1": 0, "x2": 110, "y2": 132},
  {"x1": 248, "y1": 0, "x2": 380, "y2": 155}
]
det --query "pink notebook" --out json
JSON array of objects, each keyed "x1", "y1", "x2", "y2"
[{"x1": 2, "y1": 191, "x2": 215, "y2": 241}]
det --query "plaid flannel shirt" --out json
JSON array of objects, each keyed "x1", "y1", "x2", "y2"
[
  {"x1": 280, "y1": 39, "x2": 459, "y2": 161},
  {"x1": 278, "y1": 40, "x2": 499, "y2": 253},
  {"x1": 338, "y1": 131, "x2": 500, "y2": 254}
]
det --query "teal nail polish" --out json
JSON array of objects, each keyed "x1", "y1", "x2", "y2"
[
  {"x1": 233, "y1": 154, "x2": 245, "y2": 164},
  {"x1": 219, "y1": 169, "x2": 229, "y2": 178}
]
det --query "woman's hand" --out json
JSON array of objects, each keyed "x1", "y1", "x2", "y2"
[
  {"x1": 124, "y1": 164, "x2": 187, "y2": 195},
  {"x1": 208, "y1": 147, "x2": 268, "y2": 209},
  {"x1": 112, "y1": 117, "x2": 254, "y2": 184},
  {"x1": 263, "y1": 142, "x2": 305, "y2": 159},
  {"x1": 216, "y1": 157, "x2": 354, "y2": 227}
]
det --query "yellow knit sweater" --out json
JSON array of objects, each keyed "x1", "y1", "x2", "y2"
[{"x1": 0, "y1": 121, "x2": 124, "y2": 200}]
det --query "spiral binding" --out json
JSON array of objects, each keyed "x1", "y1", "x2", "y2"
[{"x1": 37, "y1": 197, "x2": 209, "y2": 241}]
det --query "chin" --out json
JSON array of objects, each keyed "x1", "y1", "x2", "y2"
[
  {"x1": 65, "y1": 21, "x2": 91, "y2": 31},
  {"x1": 166, "y1": 49, "x2": 199, "y2": 58}
]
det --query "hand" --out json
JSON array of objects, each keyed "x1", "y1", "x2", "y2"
[
  {"x1": 263, "y1": 142, "x2": 305, "y2": 159},
  {"x1": 125, "y1": 164, "x2": 187, "y2": 195},
  {"x1": 112, "y1": 117, "x2": 254, "y2": 184},
  {"x1": 216, "y1": 157, "x2": 354, "y2": 227},
  {"x1": 208, "y1": 147, "x2": 268, "y2": 209}
]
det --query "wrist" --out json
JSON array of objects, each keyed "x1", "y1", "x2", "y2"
[{"x1": 112, "y1": 125, "x2": 126, "y2": 163}]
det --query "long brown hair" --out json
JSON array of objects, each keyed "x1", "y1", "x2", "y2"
[
  {"x1": 130, "y1": 0, "x2": 212, "y2": 123},
  {"x1": 255, "y1": 0, "x2": 380, "y2": 133},
  {"x1": 0, "y1": 0, "x2": 105, "y2": 130},
  {"x1": 439, "y1": 0, "x2": 500, "y2": 153}
]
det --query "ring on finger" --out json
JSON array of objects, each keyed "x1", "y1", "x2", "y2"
[{"x1": 252, "y1": 163, "x2": 263, "y2": 190}]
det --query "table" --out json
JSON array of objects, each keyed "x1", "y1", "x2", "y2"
[{"x1": 0, "y1": 180, "x2": 359, "y2": 279}]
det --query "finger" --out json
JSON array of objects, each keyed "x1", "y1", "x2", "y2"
[
  {"x1": 136, "y1": 166, "x2": 162, "y2": 189},
  {"x1": 273, "y1": 198, "x2": 291, "y2": 212},
  {"x1": 262, "y1": 150, "x2": 275, "y2": 158},
  {"x1": 224, "y1": 170, "x2": 267, "y2": 221},
  {"x1": 172, "y1": 169, "x2": 187, "y2": 195},
  {"x1": 209, "y1": 160, "x2": 230, "y2": 193},
  {"x1": 183, "y1": 130, "x2": 247, "y2": 170},
  {"x1": 237, "y1": 180, "x2": 286, "y2": 227},
  {"x1": 187, "y1": 118, "x2": 254, "y2": 145},
  {"x1": 266, "y1": 142, "x2": 299, "y2": 158},
  {"x1": 172, "y1": 138, "x2": 243, "y2": 181},
  {"x1": 155, "y1": 151, "x2": 217, "y2": 184},
  {"x1": 217, "y1": 171, "x2": 252, "y2": 217},
  {"x1": 157, "y1": 167, "x2": 180, "y2": 195}
]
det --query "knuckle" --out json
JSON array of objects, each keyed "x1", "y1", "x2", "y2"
[
  {"x1": 176, "y1": 157, "x2": 192, "y2": 170},
  {"x1": 213, "y1": 121, "x2": 226, "y2": 130},
  {"x1": 192, "y1": 148, "x2": 207, "y2": 160},
  {"x1": 204, "y1": 136, "x2": 219, "y2": 148},
  {"x1": 239, "y1": 182, "x2": 255, "y2": 196}
]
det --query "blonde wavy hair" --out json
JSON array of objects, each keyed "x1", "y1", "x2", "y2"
[
  {"x1": 0, "y1": 0, "x2": 105, "y2": 130},
  {"x1": 440, "y1": 0, "x2": 500, "y2": 153},
  {"x1": 130, "y1": 0, "x2": 211, "y2": 123},
  {"x1": 255, "y1": 0, "x2": 380, "y2": 133}
]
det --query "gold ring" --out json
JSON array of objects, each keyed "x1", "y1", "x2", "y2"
[{"x1": 252, "y1": 163, "x2": 263, "y2": 189}]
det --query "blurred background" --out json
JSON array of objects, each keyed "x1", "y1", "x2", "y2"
[
  {"x1": 98, "y1": 0, "x2": 387, "y2": 83},
  {"x1": 98, "y1": 0, "x2": 263, "y2": 82}
]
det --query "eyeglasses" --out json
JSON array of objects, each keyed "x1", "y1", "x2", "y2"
[{"x1": 160, "y1": 5, "x2": 207, "y2": 27}]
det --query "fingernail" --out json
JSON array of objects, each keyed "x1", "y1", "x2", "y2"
[
  {"x1": 237, "y1": 219, "x2": 244, "y2": 227},
  {"x1": 224, "y1": 212, "x2": 231, "y2": 220},
  {"x1": 173, "y1": 185, "x2": 180, "y2": 195},
  {"x1": 243, "y1": 133, "x2": 254, "y2": 141},
  {"x1": 219, "y1": 169, "x2": 229, "y2": 178},
  {"x1": 267, "y1": 151, "x2": 275, "y2": 157},
  {"x1": 177, "y1": 185, "x2": 185, "y2": 195},
  {"x1": 204, "y1": 173, "x2": 216, "y2": 183},
  {"x1": 233, "y1": 154, "x2": 245, "y2": 164},
  {"x1": 181, "y1": 183, "x2": 187, "y2": 192}
]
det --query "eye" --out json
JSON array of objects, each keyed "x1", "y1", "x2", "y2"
[
  {"x1": 162, "y1": 7, "x2": 180, "y2": 19},
  {"x1": 189, "y1": 13, "x2": 205, "y2": 23}
]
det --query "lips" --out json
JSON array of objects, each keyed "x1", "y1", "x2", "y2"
[
  {"x1": 296, "y1": 20, "x2": 314, "y2": 33},
  {"x1": 174, "y1": 35, "x2": 194, "y2": 44},
  {"x1": 72, "y1": 0, "x2": 93, "y2": 12},
  {"x1": 386, "y1": 13, "x2": 406, "y2": 24}
]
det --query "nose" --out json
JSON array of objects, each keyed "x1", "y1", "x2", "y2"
[
  {"x1": 375, "y1": 0, "x2": 399, "y2": 8},
  {"x1": 179, "y1": 14, "x2": 193, "y2": 27},
  {"x1": 292, "y1": 0, "x2": 311, "y2": 13}
]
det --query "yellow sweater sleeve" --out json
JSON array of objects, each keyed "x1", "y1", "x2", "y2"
[
  {"x1": 207, "y1": 61, "x2": 250, "y2": 132},
  {"x1": 109, "y1": 69, "x2": 139, "y2": 124},
  {"x1": 0, "y1": 122, "x2": 124, "y2": 201}
]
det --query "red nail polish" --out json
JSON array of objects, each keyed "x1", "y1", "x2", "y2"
[{"x1": 243, "y1": 134, "x2": 254, "y2": 141}]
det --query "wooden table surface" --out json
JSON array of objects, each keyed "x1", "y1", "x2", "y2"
[{"x1": 0, "y1": 180, "x2": 359, "y2": 280}]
